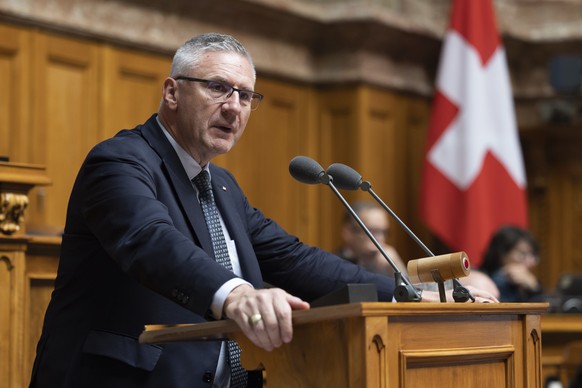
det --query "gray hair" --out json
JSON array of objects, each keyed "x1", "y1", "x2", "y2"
[{"x1": 170, "y1": 33, "x2": 256, "y2": 80}]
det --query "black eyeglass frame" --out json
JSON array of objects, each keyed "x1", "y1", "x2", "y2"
[{"x1": 174, "y1": 76, "x2": 264, "y2": 110}]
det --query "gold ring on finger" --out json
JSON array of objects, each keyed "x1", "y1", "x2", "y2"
[{"x1": 248, "y1": 313, "x2": 262, "y2": 326}]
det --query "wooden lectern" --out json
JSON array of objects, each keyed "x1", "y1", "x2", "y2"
[{"x1": 140, "y1": 302, "x2": 547, "y2": 387}]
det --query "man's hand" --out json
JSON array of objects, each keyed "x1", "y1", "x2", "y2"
[
  {"x1": 459, "y1": 285, "x2": 499, "y2": 303},
  {"x1": 223, "y1": 285, "x2": 310, "y2": 351}
]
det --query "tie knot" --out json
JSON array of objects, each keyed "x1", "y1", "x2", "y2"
[{"x1": 193, "y1": 170, "x2": 211, "y2": 193}]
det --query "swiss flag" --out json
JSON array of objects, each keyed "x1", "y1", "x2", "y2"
[{"x1": 419, "y1": 0, "x2": 528, "y2": 267}]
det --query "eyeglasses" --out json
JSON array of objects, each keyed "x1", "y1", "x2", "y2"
[
  {"x1": 174, "y1": 76, "x2": 264, "y2": 111},
  {"x1": 510, "y1": 248, "x2": 539, "y2": 264},
  {"x1": 351, "y1": 223, "x2": 388, "y2": 239}
]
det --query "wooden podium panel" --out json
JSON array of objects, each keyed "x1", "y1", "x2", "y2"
[{"x1": 140, "y1": 302, "x2": 547, "y2": 388}]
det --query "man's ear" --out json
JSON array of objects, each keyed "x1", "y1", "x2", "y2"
[{"x1": 162, "y1": 77, "x2": 179, "y2": 108}]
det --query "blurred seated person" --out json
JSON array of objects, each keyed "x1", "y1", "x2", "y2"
[
  {"x1": 337, "y1": 200, "x2": 407, "y2": 277},
  {"x1": 480, "y1": 225, "x2": 544, "y2": 302}
]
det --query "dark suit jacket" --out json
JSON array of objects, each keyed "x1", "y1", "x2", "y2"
[{"x1": 30, "y1": 114, "x2": 394, "y2": 388}]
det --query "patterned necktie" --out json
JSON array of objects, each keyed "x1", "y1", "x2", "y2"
[{"x1": 193, "y1": 170, "x2": 247, "y2": 388}]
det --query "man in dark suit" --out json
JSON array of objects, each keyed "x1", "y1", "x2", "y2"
[{"x1": 30, "y1": 33, "x2": 496, "y2": 388}]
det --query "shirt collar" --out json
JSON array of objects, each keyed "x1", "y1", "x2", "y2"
[{"x1": 156, "y1": 116, "x2": 209, "y2": 182}]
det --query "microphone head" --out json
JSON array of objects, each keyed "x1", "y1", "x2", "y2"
[
  {"x1": 326, "y1": 163, "x2": 362, "y2": 190},
  {"x1": 289, "y1": 156, "x2": 328, "y2": 185},
  {"x1": 407, "y1": 252, "x2": 471, "y2": 284}
]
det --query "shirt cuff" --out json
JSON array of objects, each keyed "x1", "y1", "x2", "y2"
[{"x1": 210, "y1": 278, "x2": 253, "y2": 319}]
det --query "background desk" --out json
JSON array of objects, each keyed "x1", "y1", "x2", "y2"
[{"x1": 541, "y1": 314, "x2": 582, "y2": 385}]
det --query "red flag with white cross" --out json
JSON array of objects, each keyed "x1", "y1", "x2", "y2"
[{"x1": 419, "y1": 0, "x2": 528, "y2": 267}]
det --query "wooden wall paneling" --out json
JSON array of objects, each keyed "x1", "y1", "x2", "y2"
[
  {"x1": 521, "y1": 130, "x2": 551, "y2": 287},
  {"x1": 538, "y1": 148, "x2": 558, "y2": 289},
  {"x1": 0, "y1": 24, "x2": 31, "y2": 163},
  {"x1": 528, "y1": 191, "x2": 551, "y2": 288},
  {"x1": 356, "y1": 87, "x2": 410, "y2": 259},
  {"x1": 316, "y1": 87, "x2": 360, "y2": 251},
  {"x1": 522, "y1": 128, "x2": 582, "y2": 290},
  {"x1": 568, "y1": 167, "x2": 582, "y2": 274},
  {"x1": 0, "y1": 237, "x2": 59, "y2": 388},
  {"x1": 556, "y1": 154, "x2": 582, "y2": 280},
  {"x1": 0, "y1": 239, "x2": 28, "y2": 388},
  {"x1": 101, "y1": 45, "x2": 171, "y2": 141},
  {"x1": 356, "y1": 87, "x2": 398, "y2": 201},
  {"x1": 23, "y1": 237, "x2": 60, "y2": 387},
  {"x1": 552, "y1": 164, "x2": 582, "y2": 282},
  {"x1": 400, "y1": 96, "x2": 433, "y2": 261},
  {"x1": 27, "y1": 31, "x2": 100, "y2": 234},
  {"x1": 215, "y1": 78, "x2": 320, "y2": 245},
  {"x1": 296, "y1": 86, "x2": 320, "y2": 245}
]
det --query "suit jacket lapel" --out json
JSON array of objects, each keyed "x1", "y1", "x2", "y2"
[
  {"x1": 140, "y1": 115, "x2": 262, "y2": 286},
  {"x1": 140, "y1": 115, "x2": 214, "y2": 256}
]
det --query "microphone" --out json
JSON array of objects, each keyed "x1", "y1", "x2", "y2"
[
  {"x1": 407, "y1": 252, "x2": 470, "y2": 283},
  {"x1": 407, "y1": 252, "x2": 471, "y2": 302},
  {"x1": 326, "y1": 162, "x2": 475, "y2": 303},
  {"x1": 289, "y1": 156, "x2": 422, "y2": 302},
  {"x1": 289, "y1": 156, "x2": 331, "y2": 185}
]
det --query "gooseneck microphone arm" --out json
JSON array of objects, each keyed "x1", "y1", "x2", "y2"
[
  {"x1": 365, "y1": 184, "x2": 435, "y2": 257},
  {"x1": 326, "y1": 162, "x2": 475, "y2": 303},
  {"x1": 327, "y1": 163, "x2": 434, "y2": 256},
  {"x1": 329, "y1": 181, "x2": 400, "y2": 277},
  {"x1": 289, "y1": 156, "x2": 422, "y2": 302}
]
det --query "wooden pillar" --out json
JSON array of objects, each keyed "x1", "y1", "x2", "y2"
[{"x1": 0, "y1": 162, "x2": 51, "y2": 388}]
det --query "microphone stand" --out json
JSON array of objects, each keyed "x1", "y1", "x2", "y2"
[
  {"x1": 325, "y1": 177, "x2": 422, "y2": 302},
  {"x1": 360, "y1": 182, "x2": 475, "y2": 303}
]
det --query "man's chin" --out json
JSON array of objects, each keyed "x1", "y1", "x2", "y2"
[{"x1": 211, "y1": 139, "x2": 236, "y2": 155}]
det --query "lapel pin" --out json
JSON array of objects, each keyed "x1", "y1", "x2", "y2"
[{"x1": 222, "y1": 186, "x2": 227, "y2": 191}]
